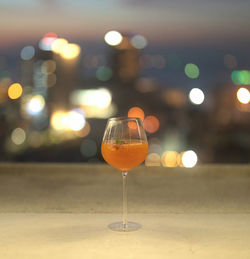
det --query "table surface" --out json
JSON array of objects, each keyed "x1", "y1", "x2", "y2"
[
  {"x1": 1, "y1": 213, "x2": 250, "y2": 259},
  {"x1": 0, "y1": 163, "x2": 250, "y2": 258}
]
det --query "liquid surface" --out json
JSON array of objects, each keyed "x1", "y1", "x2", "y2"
[{"x1": 101, "y1": 140, "x2": 148, "y2": 172}]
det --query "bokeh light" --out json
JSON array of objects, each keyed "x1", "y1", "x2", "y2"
[
  {"x1": 8, "y1": 83, "x2": 23, "y2": 99},
  {"x1": 128, "y1": 107, "x2": 145, "y2": 121},
  {"x1": 237, "y1": 87, "x2": 250, "y2": 104},
  {"x1": 189, "y1": 88, "x2": 205, "y2": 105},
  {"x1": 67, "y1": 110, "x2": 86, "y2": 131},
  {"x1": 131, "y1": 35, "x2": 148, "y2": 49},
  {"x1": 26, "y1": 95, "x2": 45, "y2": 115},
  {"x1": 80, "y1": 139, "x2": 97, "y2": 157},
  {"x1": 76, "y1": 121, "x2": 91, "y2": 138},
  {"x1": 71, "y1": 88, "x2": 112, "y2": 108},
  {"x1": 47, "y1": 73, "x2": 57, "y2": 87},
  {"x1": 60, "y1": 43, "x2": 81, "y2": 59},
  {"x1": 50, "y1": 110, "x2": 86, "y2": 131},
  {"x1": 20, "y1": 46, "x2": 35, "y2": 61},
  {"x1": 161, "y1": 151, "x2": 178, "y2": 167},
  {"x1": 184, "y1": 63, "x2": 200, "y2": 79},
  {"x1": 181, "y1": 150, "x2": 198, "y2": 168},
  {"x1": 51, "y1": 38, "x2": 68, "y2": 54},
  {"x1": 11, "y1": 128, "x2": 26, "y2": 145},
  {"x1": 115, "y1": 37, "x2": 132, "y2": 50},
  {"x1": 232, "y1": 70, "x2": 250, "y2": 85},
  {"x1": 143, "y1": 116, "x2": 160, "y2": 133},
  {"x1": 41, "y1": 60, "x2": 56, "y2": 75},
  {"x1": 50, "y1": 111, "x2": 68, "y2": 131},
  {"x1": 104, "y1": 31, "x2": 123, "y2": 46},
  {"x1": 39, "y1": 32, "x2": 57, "y2": 51},
  {"x1": 96, "y1": 66, "x2": 112, "y2": 81},
  {"x1": 145, "y1": 153, "x2": 161, "y2": 166}
]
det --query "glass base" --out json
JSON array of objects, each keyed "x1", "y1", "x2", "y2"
[{"x1": 108, "y1": 221, "x2": 142, "y2": 232}]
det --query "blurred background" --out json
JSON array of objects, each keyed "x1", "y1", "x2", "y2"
[{"x1": 0, "y1": 0, "x2": 249, "y2": 167}]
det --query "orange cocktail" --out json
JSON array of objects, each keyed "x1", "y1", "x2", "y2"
[
  {"x1": 101, "y1": 140, "x2": 148, "y2": 172},
  {"x1": 102, "y1": 117, "x2": 148, "y2": 231}
]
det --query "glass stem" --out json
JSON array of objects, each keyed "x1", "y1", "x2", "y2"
[{"x1": 122, "y1": 171, "x2": 128, "y2": 230}]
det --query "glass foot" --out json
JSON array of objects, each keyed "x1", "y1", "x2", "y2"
[{"x1": 108, "y1": 221, "x2": 142, "y2": 232}]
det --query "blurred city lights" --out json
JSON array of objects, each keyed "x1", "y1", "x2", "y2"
[
  {"x1": 0, "y1": 77, "x2": 10, "y2": 104},
  {"x1": 51, "y1": 110, "x2": 86, "y2": 131},
  {"x1": 47, "y1": 73, "x2": 57, "y2": 87},
  {"x1": 28, "y1": 131, "x2": 43, "y2": 148},
  {"x1": 67, "y1": 110, "x2": 86, "y2": 131},
  {"x1": 135, "y1": 78, "x2": 158, "y2": 93},
  {"x1": 50, "y1": 111, "x2": 68, "y2": 131},
  {"x1": 75, "y1": 121, "x2": 91, "y2": 138},
  {"x1": 181, "y1": 150, "x2": 198, "y2": 168},
  {"x1": 96, "y1": 66, "x2": 112, "y2": 81},
  {"x1": 184, "y1": 63, "x2": 200, "y2": 79},
  {"x1": 189, "y1": 88, "x2": 205, "y2": 105},
  {"x1": 86, "y1": 105, "x2": 117, "y2": 119},
  {"x1": 139, "y1": 54, "x2": 153, "y2": 69},
  {"x1": 231, "y1": 70, "x2": 250, "y2": 85},
  {"x1": 128, "y1": 107, "x2": 145, "y2": 121},
  {"x1": 163, "y1": 89, "x2": 187, "y2": 108},
  {"x1": 51, "y1": 38, "x2": 68, "y2": 54},
  {"x1": 139, "y1": 54, "x2": 166, "y2": 70},
  {"x1": 60, "y1": 43, "x2": 81, "y2": 60},
  {"x1": 161, "y1": 151, "x2": 178, "y2": 167},
  {"x1": 115, "y1": 37, "x2": 133, "y2": 50},
  {"x1": 41, "y1": 60, "x2": 56, "y2": 75},
  {"x1": 143, "y1": 116, "x2": 160, "y2": 133},
  {"x1": 43, "y1": 32, "x2": 58, "y2": 38},
  {"x1": 224, "y1": 54, "x2": 237, "y2": 69},
  {"x1": 39, "y1": 32, "x2": 57, "y2": 51},
  {"x1": 131, "y1": 35, "x2": 148, "y2": 49},
  {"x1": 80, "y1": 139, "x2": 97, "y2": 157},
  {"x1": 11, "y1": 128, "x2": 26, "y2": 145},
  {"x1": 148, "y1": 143, "x2": 162, "y2": 154},
  {"x1": 26, "y1": 95, "x2": 45, "y2": 115},
  {"x1": 177, "y1": 152, "x2": 184, "y2": 167},
  {"x1": 8, "y1": 83, "x2": 23, "y2": 99},
  {"x1": 237, "y1": 87, "x2": 250, "y2": 104},
  {"x1": 70, "y1": 88, "x2": 112, "y2": 108},
  {"x1": 104, "y1": 31, "x2": 123, "y2": 46},
  {"x1": 145, "y1": 153, "x2": 161, "y2": 166},
  {"x1": 82, "y1": 55, "x2": 107, "y2": 68},
  {"x1": 20, "y1": 46, "x2": 35, "y2": 61}
]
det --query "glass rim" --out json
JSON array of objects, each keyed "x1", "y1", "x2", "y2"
[{"x1": 108, "y1": 116, "x2": 143, "y2": 122}]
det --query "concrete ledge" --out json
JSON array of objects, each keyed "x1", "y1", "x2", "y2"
[
  {"x1": 0, "y1": 213, "x2": 250, "y2": 259},
  {"x1": 0, "y1": 163, "x2": 250, "y2": 213}
]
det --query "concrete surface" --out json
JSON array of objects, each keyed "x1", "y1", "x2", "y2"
[
  {"x1": 0, "y1": 163, "x2": 250, "y2": 213},
  {"x1": 0, "y1": 213, "x2": 250, "y2": 259},
  {"x1": 0, "y1": 163, "x2": 250, "y2": 258}
]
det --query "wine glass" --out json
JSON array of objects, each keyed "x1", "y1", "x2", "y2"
[{"x1": 101, "y1": 117, "x2": 148, "y2": 232}]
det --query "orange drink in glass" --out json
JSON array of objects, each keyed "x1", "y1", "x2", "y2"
[{"x1": 101, "y1": 117, "x2": 148, "y2": 232}]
